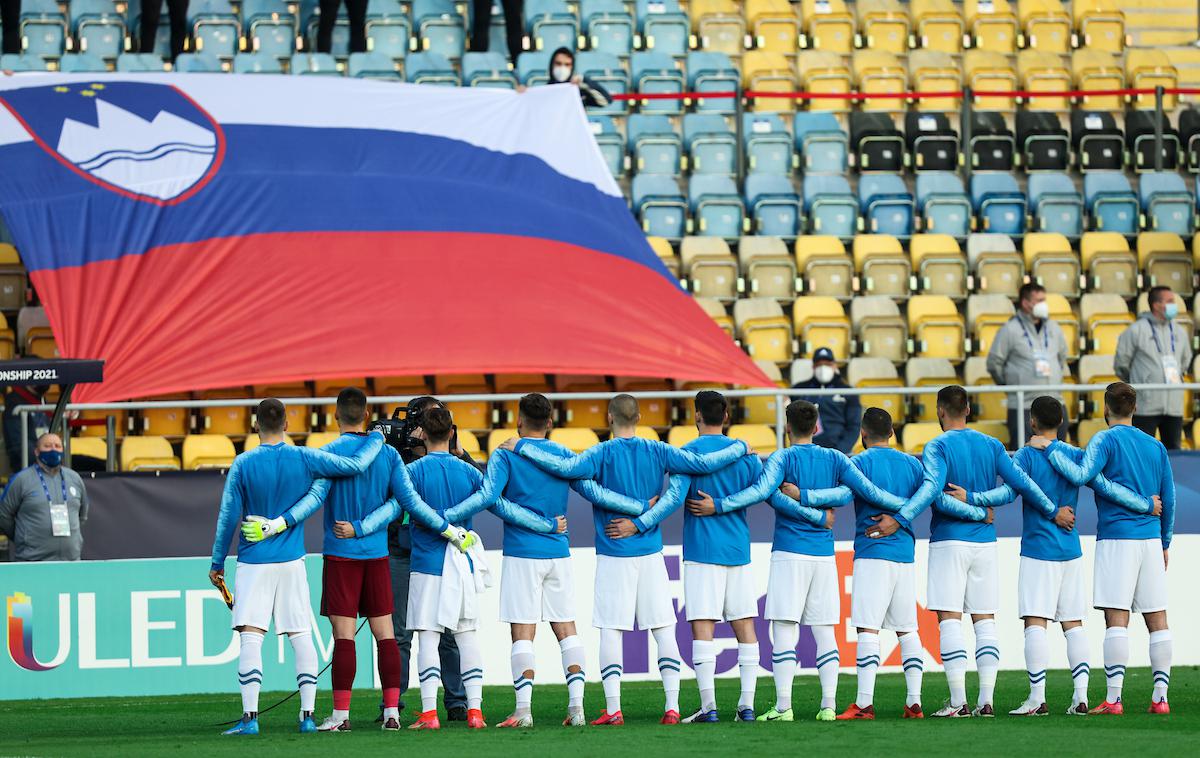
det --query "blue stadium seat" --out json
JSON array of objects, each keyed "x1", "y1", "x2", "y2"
[
  {"x1": 127, "y1": 0, "x2": 172, "y2": 58},
  {"x1": 0, "y1": 53, "x2": 48, "y2": 70},
  {"x1": 589, "y1": 115, "x2": 626, "y2": 178},
  {"x1": 18, "y1": 0, "x2": 66, "y2": 59},
  {"x1": 683, "y1": 114, "x2": 736, "y2": 176},
  {"x1": 916, "y1": 171, "x2": 972, "y2": 239},
  {"x1": 860, "y1": 174, "x2": 915, "y2": 238},
  {"x1": 465, "y1": 1, "x2": 510, "y2": 54},
  {"x1": 628, "y1": 114, "x2": 682, "y2": 176},
  {"x1": 793, "y1": 113, "x2": 848, "y2": 173},
  {"x1": 742, "y1": 113, "x2": 793, "y2": 175},
  {"x1": 517, "y1": 51, "x2": 552, "y2": 85},
  {"x1": 462, "y1": 51, "x2": 517, "y2": 88},
  {"x1": 689, "y1": 175, "x2": 746, "y2": 239},
  {"x1": 1027, "y1": 172, "x2": 1083, "y2": 238},
  {"x1": 526, "y1": 0, "x2": 579, "y2": 53},
  {"x1": 175, "y1": 52, "x2": 224, "y2": 71},
  {"x1": 632, "y1": 174, "x2": 687, "y2": 239},
  {"x1": 636, "y1": 0, "x2": 690, "y2": 57},
  {"x1": 116, "y1": 52, "x2": 167, "y2": 71},
  {"x1": 576, "y1": 52, "x2": 629, "y2": 114},
  {"x1": 413, "y1": 0, "x2": 465, "y2": 60},
  {"x1": 687, "y1": 51, "x2": 738, "y2": 113},
  {"x1": 631, "y1": 50, "x2": 685, "y2": 114},
  {"x1": 745, "y1": 173, "x2": 801, "y2": 238},
  {"x1": 290, "y1": 52, "x2": 341, "y2": 74},
  {"x1": 299, "y1": 0, "x2": 349, "y2": 56},
  {"x1": 233, "y1": 51, "x2": 285, "y2": 73},
  {"x1": 1083, "y1": 171, "x2": 1138, "y2": 235},
  {"x1": 804, "y1": 174, "x2": 859, "y2": 239},
  {"x1": 405, "y1": 51, "x2": 459, "y2": 85},
  {"x1": 188, "y1": 0, "x2": 239, "y2": 59},
  {"x1": 582, "y1": 0, "x2": 634, "y2": 58},
  {"x1": 971, "y1": 173, "x2": 1027, "y2": 236},
  {"x1": 349, "y1": 51, "x2": 401, "y2": 78},
  {"x1": 59, "y1": 52, "x2": 108, "y2": 71},
  {"x1": 70, "y1": 0, "x2": 127, "y2": 60},
  {"x1": 242, "y1": 0, "x2": 296, "y2": 59},
  {"x1": 1139, "y1": 172, "x2": 1194, "y2": 235},
  {"x1": 366, "y1": 0, "x2": 412, "y2": 60}
]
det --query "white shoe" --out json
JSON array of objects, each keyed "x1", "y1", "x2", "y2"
[
  {"x1": 316, "y1": 715, "x2": 351, "y2": 732},
  {"x1": 1008, "y1": 700, "x2": 1048, "y2": 716},
  {"x1": 1066, "y1": 701, "x2": 1089, "y2": 716},
  {"x1": 931, "y1": 702, "x2": 972, "y2": 718},
  {"x1": 971, "y1": 704, "x2": 995, "y2": 718},
  {"x1": 562, "y1": 708, "x2": 585, "y2": 727}
]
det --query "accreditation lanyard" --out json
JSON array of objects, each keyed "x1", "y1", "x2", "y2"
[
  {"x1": 36, "y1": 466, "x2": 71, "y2": 537},
  {"x1": 1018, "y1": 318, "x2": 1049, "y2": 352},
  {"x1": 1151, "y1": 322, "x2": 1182, "y2": 384},
  {"x1": 1019, "y1": 318, "x2": 1052, "y2": 378},
  {"x1": 1149, "y1": 321, "x2": 1177, "y2": 356}
]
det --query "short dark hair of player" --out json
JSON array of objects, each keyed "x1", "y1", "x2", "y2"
[
  {"x1": 609, "y1": 394, "x2": 639, "y2": 427},
  {"x1": 336, "y1": 387, "x2": 368, "y2": 426},
  {"x1": 694, "y1": 390, "x2": 728, "y2": 427},
  {"x1": 937, "y1": 385, "x2": 969, "y2": 419},
  {"x1": 421, "y1": 407, "x2": 454, "y2": 444},
  {"x1": 1030, "y1": 396, "x2": 1063, "y2": 432},
  {"x1": 1148, "y1": 286, "x2": 1173, "y2": 307},
  {"x1": 786, "y1": 399, "x2": 819, "y2": 437},
  {"x1": 257, "y1": 398, "x2": 286, "y2": 434},
  {"x1": 861, "y1": 407, "x2": 893, "y2": 444},
  {"x1": 519, "y1": 392, "x2": 553, "y2": 430},
  {"x1": 1018, "y1": 282, "x2": 1045, "y2": 305},
  {"x1": 1105, "y1": 381, "x2": 1137, "y2": 419}
]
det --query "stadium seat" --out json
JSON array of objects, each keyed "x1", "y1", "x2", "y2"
[
  {"x1": 1078, "y1": 353, "x2": 1117, "y2": 418},
  {"x1": 798, "y1": 50, "x2": 852, "y2": 113},
  {"x1": 681, "y1": 236, "x2": 739, "y2": 300},
  {"x1": 967, "y1": 233, "x2": 1025, "y2": 297},
  {"x1": 241, "y1": 0, "x2": 295, "y2": 58},
  {"x1": 847, "y1": 356, "x2": 904, "y2": 422},
  {"x1": 907, "y1": 50, "x2": 961, "y2": 113},
  {"x1": 795, "y1": 235, "x2": 853, "y2": 300},
  {"x1": 1073, "y1": 0, "x2": 1126, "y2": 53},
  {"x1": 909, "y1": 295, "x2": 965, "y2": 362},
  {"x1": 1083, "y1": 172, "x2": 1138, "y2": 235},
  {"x1": 0, "y1": 314, "x2": 14, "y2": 360},
  {"x1": 800, "y1": 0, "x2": 854, "y2": 53},
  {"x1": 853, "y1": 49, "x2": 906, "y2": 112},
  {"x1": 175, "y1": 52, "x2": 224, "y2": 71},
  {"x1": 405, "y1": 51, "x2": 459, "y2": 85},
  {"x1": 365, "y1": 0, "x2": 411, "y2": 60},
  {"x1": 23, "y1": 324, "x2": 57, "y2": 359},
  {"x1": 116, "y1": 52, "x2": 167, "y2": 71},
  {"x1": 1027, "y1": 173, "x2": 1082, "y2": 238},
  {"x1": 199, "y1": 388, "x2": 250, "y2": 437},
  {"x1": 965, "y1": 50, "x2": 1017, "y2": 113},
  {"x1": 70, "y1": 0, "x2": 127, "y2": 60},
  {"x1": 1016, "y1": 110, "x2": 1069, "y2": 172},
  {"x1": 1139, "y1": 173, "x2": 1194, "y2": 236},
  {"x1": 792, "y1": 296, "x2": 851, "y2": 361},
  {"x1": 487, "y1": 429, "x2": 519, "y2": 455},
  {"x1": 905, "y1": 111, "x2": 959, "y2": 172},
  {"x1": 121, "y1": 436, "x2": 180, "y2": 472},
  {"x1": 1081, "y1": 231, "x2": 1137, "y2": 296},
  {"x1": 648, "y1": 235, "x2": 681, "y2": 277},
  {"x1": 689, "y1": 175, "x2": 746, "y2": 239},
  {"x1": 745, "y1": 174, "x2": 802, "y2": 238},
  {"x1": 746, "y1": 0, "x2": 800, "y2": 56},
  {"x1": 916, "y1": 171, "x2": 972, "y2": 238},
  {"x1": 188, "y1": 0, "x2": 239, "y2": 58},
  {"x1": 1138, "y1": 232, "x2": 1193, "y2": 296},
  {"x1": 1072, "y1": 111, "x2": 1125, "y2": 172},
  {"x1": 70, "y1": 437, "x2": 108, "y2": 464},
  {"x1": 789, "y1": 358, "x2": 814, "y2": 385},
  {"x1": 851, "y1": 295, "x2": 909, "y2": 364},
  {"x1": 300, "y1": 0, "x2": 349, "y2": 55},
  {"x1": 969, "y1": 111, "x2": 1016, "y2": 171},
  {"x1": 632, "y1": 51, "x2": 685, "y2": 114},
  {"x1": 59, "y1": 52, "x2": 108, "y2": 71},
  {"x1": 1080, "y1": 293, "x2": 1133, "y2": 354},
  {"x1": 433, "y1": 374, "x2": 493, "y2": 432},
  {"x1": 803, "y1": 175, "x2": 859, "y2": 240},
  {"x1": 1018, "y1": 0, "x2": 1071, "y2": 53},
  {"x1": 0, "y1": 244, "x2": 25, "y2": 313},
  {"x1": 138, "y1": 394, "x2": 191, "y2": 439},
  {"x1": 1024, "y1": 232, "x2": 1079, "y2": 298},
  {"x1": 729, "y1": 424, "x2": 778, "y2": 455},
  {"x1": 1046, "y1": 292, "x2": 1081, "y2": 360},
  {"x1": 590, "y1": 115, "x2": 625, "y2": 177},
  {"x1": 743, "y1": 50, "x2": 798, "y2": 112},
  {"x1": 911, "y1": 233, "x2": 968, "y2": 299},
  {"x1": 413, "y1": 0, "x2": 466, "y2": 60},
  {"x1": 857, "y1": 0, "x2": 910, "y2": 53},
  {"x1": 971, "y1": 173, "x2": 1026, "y2": 236},
  {"x1": 517, "y1": 50, "x2": 552, "y2": 86},
  {"x1": 696, "y1": 297, "x2": 735, "y2": 337},
  {"x1": 637, "y1": 0, "x2": 690, "y2": 57},
  {"x1": 741, "y1": 360, "x2": 786, "y2": 425},
  {"x1": 628, "y1": 115, "x2": 682, "y2": 176},
  {"x1": 850, "y1": 112, "x2": 905, "y2": 172},
  {"x1": 0, "y1": 53, "x2": 48, "y2": 71},
  {"x1": 373, "y1": 375, "x2": 432, "y2": 399},
  {"x1": 682, "y1": 113, "x2": 736, "y2": 175},
  {"x1": 576, "y1": 52, "x2": 629, "y2": 114},
  {"x1": 556, "y1": 375, "x2": 612, "y2": 430},
  {"x1": 742, "y1": 113, "x2": 795, "y2": 175},
  {"x1": 906, "y1": 357, "x2": 958, "y2": 421},
  {"x1": 1182, "y1": 108, "x2": 1200, "y2": 173},
  {"x1": 854, "y1": 234, "x2": 911, "y2": 300},
  {"x1": 687, "y1": 51, "x2": 740, "y2": 113},
  {"x1": 614, "y1": 376, "x2": 673, "y2": 428},
  {"x1": 691, "y1": 0, "x2": 745, "y2": 57},
  {"x1": 667, "y1": 425, "x2": 701, "y2": 447},
  {"x1": 18, "y1": 0, "x2": 67, "y2": 60},
  {"x1": 632, "y1": 175, "x2": 687, "y2": 240},
  {"x1": 234, "y1": 52, "x2": 284, "y2": 73},
  {"x1": 963, "y1": 0, "x2": 1018, "y2": 53},
  {"x1": 582, "y1": 0, "x2": 634, "y2": 58},
  {"x1": 911, "y1": 0, "x2": 964, "y2": 53},
  {"x1": 1126, "y1": 110, "x2": 1181, "y2": 173},
  {"x1": 734, "y1": 298, "x2": 795, "y2": 364},
  {"x1": 901, "y1": 422, "x2": 941, "y2": 453},
  {"x1": 290, "y1": 52, "x2": 341, "y2": 75},
  {"x1": 793, "y1": 113, "x2": 849, "y2": 173},
  {"x1": 859, "y1": 175, "x2": 915, "y2": 238},
  {"x1": 349, "y1": 51, "x2": 401, "y2": 79},
  {"x1": 457, "y1": 429, "x2": 485, "y2": 463},
  {"x1": 182, "y1": 434, "x2": 236, "y2": 470},
  {"x1": 1073, "y1": 49, "x2": 1125, "y2": 111},
  {"x1": 965, "y1": 356, "x2": 1006, "y2": 421},
  {"x1": 461, "y1": 51, "x2": 517, "y2": 87},
  {"x1": 1125, "y1": 49, "x2": 1178, "y2": 110},
  {"x1": 968, "y1": 420, "x2": 1010, "y2": 448},
  {"x1": 525, "y1": 0, "x2": 578, "y2": 52}
]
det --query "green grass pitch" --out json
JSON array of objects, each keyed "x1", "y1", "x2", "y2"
[{"x1": 2, "y1": 668, "x2": 1196, "y2": 757}]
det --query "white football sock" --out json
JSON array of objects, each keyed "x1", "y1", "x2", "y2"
[
  {"x1": 600, "y1": 628, "x2": 623, "y2": 713},
  {"x1": 417, "y1": 630, "x2": 442, "y2": 713},
  {"x1": 770, "y1": 621, "x2": 799, "y2": 712},
  {"x1": 238, "y1": 631, "x2": 264, "y2": 716},
  {"x1": 737, "y1": 642, "x2": 759, "y2": 711},
  {"x1": 939, "y1": 619, "x2": 968, "y2": 707},
  {"x1": 289, "y1": 630, "x2": 318, "y2": 716},
  {"x1": 692, "y1": 639, "x2": 716, "y2": 712},
  {"x1": 652, "y1": 625, "x2": 682, "y2": 713},
  {"x1": 455, "y1": 630, "x2": 484, "y2": 711},
  {"x1": 974, "y1": 619, "x2": 999, "y2": 707},
  {"x1": 813, "y1": 625, "x2": 839, "y2": 710},
  {"x1": 1103, "y1": 626, "x2": 1128, "y2": 703},
  {"x1": 1023, "y1": 625, "x2": 1048, "y2": 704},
  {"x1": 855, "y1": 631, "x2": 880, "y2": 708},
  {"x1": 510, "y1": 639, "x2": 535, "y2": 716},
  {"x1": 899, "y1": 632, "x2": 924, "y2": 707},
  {"x1": 1149, "y1": 630, "x2": 1172, "y2": 703},
  {"x1": 1064, "y1": 626, "x2": 1090, "y2": 706},
  {"x1": 560, "y1": 635, "x2": 586, "y2": 710}
]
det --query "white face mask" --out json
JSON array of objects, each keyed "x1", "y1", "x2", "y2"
[
  {"x1": 552, "y1": 65, "x2": 572, "y2": 83},
  {"x1": 814, "y1": 365, "x2": 836, "y2": 385},
  {"x1": 1031, "y1": 301, "x2": 1050, "y2": 320}
]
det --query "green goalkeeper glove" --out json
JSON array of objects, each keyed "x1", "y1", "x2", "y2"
[
  {"x1": 242, "y1": 515, "x2": 287, "y2": 543},
  {"x1": 441, "y1": 525, "x2": 476, "y2": 553}
]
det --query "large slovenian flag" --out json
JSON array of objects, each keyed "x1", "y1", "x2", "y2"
[{"x1": 0, "y1": 74, "x2": 770, "y2": 401}]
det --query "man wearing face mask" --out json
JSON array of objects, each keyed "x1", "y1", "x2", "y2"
[
  {"x1": 1114, "y1": 286, "x2": 1193, "y2": 450},
  {"x1": 0, "y1": 432, "x2": 89, "y2": 561},
  {"x1": 544, "y1": 47, "x2": 610, "y2": 107},
  {"x1": 986, "y1": 283, "x2": 1070, "y2": 447},
  {"x1": 794, "y1": 347, "x2": 860, "y2": 454}
]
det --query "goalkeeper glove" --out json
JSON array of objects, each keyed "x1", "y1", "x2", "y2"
[
  {"x1": 242, "y1": 515, "x2": 287, "y2": 543},
  {"x1": 441, "y1": 525, "x2": 476, "y2": 553}
]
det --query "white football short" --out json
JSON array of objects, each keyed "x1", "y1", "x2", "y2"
[
  {"x1": 764, "y1": 551, "x2": 839, "y2": 626},
  {"x1": 1092, "y1": 538, "x2": 1168, "y2": 613},
  {"x1": 684, "y1": 561, "x2": 758, "y2": 622},
  {"x1": 231, "y1": 558, "x2": 312, "y2": 634},
  {"x1": 850, "y1": 558, "x2": 917, "y2": 632},
  {"x1": 593, "y1": 553, "x2": 676, "y2": 631},
  {"x1": 499, "y1": 556, "x2": 575, "y2": 624},
  {"x1": 407, "y1": 571, "x2": 477, "y2": 633},
  {"x1": 1018, "y1": 556, "x2": 1087, "y2": 622},
  {"x1": 926, "y1": 541, "x2": 999, "y2": 615}
]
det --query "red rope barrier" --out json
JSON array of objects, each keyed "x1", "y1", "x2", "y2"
[{"x1": 608, "y1": 86, "x2": 1189, "y2": 102}]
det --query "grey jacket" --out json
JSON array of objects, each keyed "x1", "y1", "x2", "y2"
[
  {"x1": 0, "y1": 465, "x2": 88, "y2": 561},
  {"x1": 1114, "y1": 311, "x2": 1194, "y2": 417},
  {"x1": 985, "y1": 311, "x2": 1069, "y2": 409}
]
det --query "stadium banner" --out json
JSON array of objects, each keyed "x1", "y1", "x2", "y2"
[{"x1": 0, "y1": 74, "x2": 771, "y2": 402}]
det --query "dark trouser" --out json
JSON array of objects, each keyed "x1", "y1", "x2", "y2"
[
  {"x1": 1, "y1": 0, "x2": 20, "y2": 55},
  {"x1": 1133, "y1": 414, "x2": 1184, "y2": 450},
  {"x1": 1007, "y1": 405, "x2": 1070, "y2": 449},
  {"x1": 317, "y1": 0, "x2": 368, "y2": 54},
  {"x1": 470, "y1": 0, "x2": 523, "y2": 63},
  {"x1": 139, "y1": 0, "x2": 189, "y2": 60},
  {"x1": 388, "y1": 551, "x2": 466, "y2": 712}
]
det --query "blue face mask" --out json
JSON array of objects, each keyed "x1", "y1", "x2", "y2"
[
  {"x1": 1164, "y1": 302, "x2": 1179, "y2": 320},
  {"x1": 38, "y1": 449, "x2": 63, "y2": 468}
]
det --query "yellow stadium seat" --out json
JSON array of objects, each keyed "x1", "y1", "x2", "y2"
[
  {"x1": 798, "y1": 50, "x2": 852, "y2": 112},
  {"x1": 1080, "y1": 293, "x2": 1133, "y2": 354},
  {"x1": 682, "y1": 236, "x2": 740, "y2": 300},
  {"x1": 1076, "y1": 418, "x2": 1108, "y2": 447},
  {"x1": 373, "y1": 374, "x2": 431, "y2": 398},
  {"x1": 304, "y1": 432, "x2": 340, "y2": 448},
  {"x1": 1024, "y1": 233, "x2": 1079, "y2": 298},
  {"x1": 906, "y1": 357, "x2": 959, "y2": 422},
  {"x1": 965, "y1": 49, "x2": 1017, "y2": 112},
  {"x1": 692, "y1": 0, "x2": 745, "y2": 57},
  {"x1": 847, "y1": 356, "x2": 905, "y2": 421},
  {"x1": 1046, "y1": 293, "x2": 1081, "y2": 360},
  {"x1": 1081, "y1": 232, "x2": 1137, "y2": 297},
  {"x1": 0, "y1": 312, "x2": 14, "y2": 360},
  {"x1": 968, "y1": 420, "x2": 1011, "y2": 447},
  {"x1": 968, "y1": 234, "x2": 1025, "y2": 298},
  {"x1": 1126, "y1": 49, "x2": 1178, "y2": 110},
  {"x1": 853, "y1": 50, "x2": 907, "y2": 112},
  {"x1": 902, "y1": 421, "x2": 942, "y2": 453},
  {"x1": 911, "y1": 234, "x2": 968, "y2": 300},
  {"x1": 743, "y1": 50, "x2": 798, "y2": 112},
  {"x1": 182, "y1": 434, "x2": 236, "y2": 470},
  {"x1": 1138, "y1": 232, "x2": 1193, "y2": 297},
  {"x1": 742, "y1": 360, "x2": 786, "y2": 424},
  {"x1": 909, "y1": 295, "x2": 966, "y2": 362},
  {"x1": 457, "y1": 429, "x2": 485, "y2": 463},
  {"x1": 68, "y1": 437, "x2": 107, "y2": 465},
  {"x1": 856, "y1": 0, "x2": 910, "y2": 54},
  {"x1": 253, "y1": 382, "x2": 311, "y2": 436},
  {"x1": 1073, "y1": 0, "x2": 1125, "y2": 52},
  {"x1": 792, "y1": 296, "x2": 852, "y2": 361},
  {"x1": 550, "y1": 427, "x2": 601, "y2": 453},
  {"x1": 853, "y1": 235, "x2": 911, "y2": 300},
  {"x1": 1018, "y1": 50, "x2": 1070, "y2": 111},
  {"x1": 141, "y1": 393, "x2": 192, "y2": 439},
  {"x1": 965, "y1": 356, "x2": 1007, "y2": 421},
  {"x1": 1018, "y1": 0, "x2": 1070, "y2": 53},
  {"x1": 1072, "y1": 49, "x2": 1125, "y2": 111},
  {"x1": 24, "y1": 326, "x2": 59, "y2": 359},
  {"x1": 729, "y1": 423, "x2": 778, "y2": 455},
  {"x1": 739, "y1": 236, "x2": 798, "y2": 300},
  {"x1": 696, "y1": 296, "x2": 735, "y2": 339},
  {"x1": 243, "y1": 433, "x2": 295, "y2": 452},
  {"x1": 795, "y1": 236, "x2": 853, "y2": 300},
  {"x1": 614, "y1": 377, "x2": 674, "y2": 429},
  {"x1": 734, "y1": 298, "x2": 795, "y2": 364},
  {"x1": 965, "y1": 0, "x2": 1018, "y2": 52},
  {"x1": 635, "y1": 426, "x2": 661, "y2": 441},
  {"x1": 0, "y1": 243, "x2": 26, "y2": 313},
  {"x1": 908, "y1": 50, "x2": 961, "y2": 112},
  {"x1": 434, "y1": 374, "x2": 493, "y2": 433},
  {"x1": 1078, "y1": 353, "x2": 1117, "y2": 418},
  {"x1": 851, "y1": 295, "x2": 909, "y2": 364},
  {"x1": 494, "y1": 373, "x2": 550, "y2": 426},
  {"x1": 747, "y1": 0, "x2": 800, "y2": 55},
  {"x1": 487, "y1": 428, "x2": 519, "y2": 454},
  {"x1": 668, "y1": 425, "x2": 701, "y2": 447},
  {"x1": 556, "y1": 375, "x2": 612, "y2": 430},
  {"x1": 966, "y1": 293, "x2": 1016, "y2": 356},
  {"x1": 199, "y1": 387, "x2": 251, "y2": 438},
  {"x1": 648, "y1": 236, "x2": 681, "y2": 279},
  {"x1": 121, "y1": 436, "x2": 181, "y2": 472},
  {"x1": 801, "y1": 0, "x2": 855, "y2": 53},
  {"x1": 911, "y1": 0, "x2": 964, "y2": 53}
]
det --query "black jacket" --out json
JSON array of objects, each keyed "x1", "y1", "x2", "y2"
[{"x1": 793, "y1": 376, "x2": 862, "y2": 454}]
